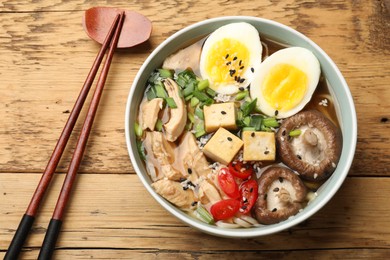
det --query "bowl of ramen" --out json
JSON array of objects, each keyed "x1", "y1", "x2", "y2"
[{"x1": 125, "y1": 16, "x2": 357, "y2": 237}]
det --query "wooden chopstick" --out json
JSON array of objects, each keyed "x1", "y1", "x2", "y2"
[
  {"x1": 37, "y1": 11, "x2": 126, "y2": 260},
  {"x1": 4, "y1": 11, "x2": 125, "y2": 260}
]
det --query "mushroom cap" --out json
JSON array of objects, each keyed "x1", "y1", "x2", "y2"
[
  {"x1": 255, "y1": 166, "x2": 307, "y2": 225},
  {"x1": 276, "y1": 110, "x2": 342, "y2": 182}
]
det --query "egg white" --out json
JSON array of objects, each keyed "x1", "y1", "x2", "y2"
[
  {"x1": 200, "y1": 22, "x2": 262, "y2": 95},
  {"x1": 250, "y1": 47, "x2": 320, "y2": 118}
]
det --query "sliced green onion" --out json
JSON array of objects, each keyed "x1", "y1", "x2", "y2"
[
  {"x1": 235, "y1": 91, "x2": 248, "y2": 101},
  {"x1": 176, "y1": 76, "x2": 187, "y2": 88},
  {"x1": 197, "y1": 79, "x2": 209, "y2": 91},
  {"x1": 243, "y1": 116, "x2": 252, "y2": 127},
  {"x1": 187, "y1": 112, "x2": 195, "y2": 123},
  {"x1": 250, "y1": 115, "x2": 263, "y2": 130},
  {"x1": 195, "y1": 129, "x2": 207, "y2": 138},
  {"x1": 134, "y1": 122, "x2": 143, "y2": 138},
  {"x1": 202, "y1": 98, "x2": 214, "y2": 106},
  {"x1": 185, "y1": 121, "x2": 193, "y2": 130},
  {"x1": 184, "y1": 94, "x2": 193, "y2": 101},
  {"x1": 205, "y1": 87, "x2": 216, "y2": 97},
  {"x1": 158, "y1": 68, "x2": 173, "y2": 78},
  {"x1": 196, "y1": 205, "x2": 214, "y2": 224},
  {"x1": 190, "y1": 97, "x2": 200, "y2": 107},
  {"x1": 261, "y1": 124, "x2": 272, "y2": 132},
  {"x1": 147, "y1": 71, "x2": 160, "y2": 84},
  {"x1": 241, "y1": 98, "x2": 257, "y2": 117},
  {"x1": 165, "y1": 97, "x2": 177, "y2": 108},
  {"x1": 242, "y1": 127, "x2": 256, "y2": 131},
  {"x1": 155, "y1": 83, "x2": 168, "y2": 99},
  {"x1": 146, "y1": 86, "x2": 157, "y2": 101},
  {"x1": 262, "y1": 117, "x2": 280, "y2": 128},
  {"x1": 136, "y1": 139, "x2": 146, "y2": 160},
  {"x1": 178, "y1": 69, "x2": 197, "y2": 80},
  {"x1": 182, "y1": 84, "x2": 195, "y2": 97},
  {"x1": 194, "y1": 107, "x2": 204, "y2": 120},
  {"x1": 236, "y1": 109, "x2": 243, "y2": 121},
  {"x1": 289, "y1": 129, "x2": 302, "y2": 137},
  {"x1": 155, "y1": 119, "x2": 163, "y2": 131},
  {"x1": 193, "y1": 90, "x2": 211, "y2": 102},
  {"x1": 193, "y1": 121, "x2": 206, "y2": 138}
]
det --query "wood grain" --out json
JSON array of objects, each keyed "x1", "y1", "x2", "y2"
[
  {"x1": 0, "y1": 0, "x2": 389, "y2": 175},
  {"x1": 1, "y1": 174, "x2": 390, "y2": 255},
  {"x1": 1, "y1": 0, "x2": 389, "y2": 259}
]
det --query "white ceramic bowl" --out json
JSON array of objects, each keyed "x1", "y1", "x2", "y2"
[{"x1": 125, "y1": 16, "x2": 357, "y2": 238}]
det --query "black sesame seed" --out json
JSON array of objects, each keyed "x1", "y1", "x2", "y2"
[
  {"x1": 239, "y1": 60, "x2": 242, "y2": 66},
  {"x1": 282, "y1": 130, "x2": 286, "y2": 136},
  {"x1": 275, "y1": 110, "x2": 279, "y2": 116},
  {"x1": 226, "y1": 61, "x2": 231, "y2": 66},
  {"x1": 191, "y1": 201, "x2": 198, "y2": 206},
  {"x1": 183, "y1": 186, "x2": 189, "y2": 190},
  {"x1": 229, "y1": 69, "x2": 236, "y2": 76},
  {"x1": 239, "y1": 87, "x2": 245, "y2": 91},
  {"x1": 251, "y1": 67, "x2": 254, "y2": 73},
  {"x1": 250, "y1": 187, "x2": 253, "y2": 193},
  {"x1": 188, "y1": 181, "x2": 195, "y2": 187},
  {"x1": 381, "y1": 117, "x2": 388, "y2": 123},
  {"x1": 233, "y1": 56, "x2": 237, "y2": 61},
  {"x1": 239, "y1": 78, "x2": 245, "y2": 83},
  {"x1": 225, "y1": 54, "x2": 229, "y2": 59},
  {"x1": 234, "y1": 76, "x2": 238, "y2": 81},
  {"x1": 227, "y1": 137, "x2": 233, "y2": 141},
  {"x1": 179, "y1": 177, "x2": 187, "y2": 182},
  {"x1": 187, "y1": 168, "x2": 192, "y2": 174},
  {"x1": 243, "y1": 197, "x2": 248, "y2": 203},
  {"x1": 241, "y1": 205, "x2": 248, "y2": 210},
  {"x1": 273, "y1": 187, "x2": 280, "y2": 192},
  {"x1": 221, "y1": 110, "x2": 227, "y2": 115},
  {"x1": 251, "y1": 132, "x2": 255, "y2": 137},
  {"x1": 264, "y1": 194, "x2": 268, "y2": 200},
  {"x1": 279, "y1": 177, "x2": 284, "y2": 183},
  {"x1": 272, "y1": 208, "x2": 277, "y2": 212},
  {"x1": 264, "y1": 150, "x2": 270, "y2": 155},
  {"x1": 297, "y1": 154, "x2": 302, "y2": 160},
  {"x1": 240, "y1": 66, "x2": 244, "y2": 70}
]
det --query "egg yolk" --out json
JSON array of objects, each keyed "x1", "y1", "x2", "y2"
[
  {"x1": 262, "y1": 64, "x2": 308, "y2": 111},
  {"x1": 205, "y1": 38, "x2": 249, "y2": 86}
]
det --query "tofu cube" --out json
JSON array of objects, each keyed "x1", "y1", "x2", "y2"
[
  {"x1": 203, "y1": 127, "x2": 243, "y2": 165},
  {"x1": 242, "y1": 131, "x2": 276, "y2": 161},
  {"x1": 203, "y1": 102, "x2": 237, "y2": 133}
]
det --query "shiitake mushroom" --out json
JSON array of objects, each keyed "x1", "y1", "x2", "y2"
[
  {"x1": 255, "y1": 166, "x2": 307, "y2": 225},
  {"x1": 276, "y1": 110, "x2": 342, "y2": 182}
]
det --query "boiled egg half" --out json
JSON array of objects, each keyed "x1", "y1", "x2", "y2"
[
  {"x1": 250, "y1": 47, "x2": 320, "y2": 118},
  {"x1": 200, "y1": 22, "x2": 262, "y2": 95}
]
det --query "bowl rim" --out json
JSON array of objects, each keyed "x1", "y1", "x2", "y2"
[{"x1": 125, "y1": 16, "x2": 357, "y2": 238}]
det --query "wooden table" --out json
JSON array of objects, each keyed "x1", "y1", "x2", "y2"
[{"x1": 1, "y1": 1, "x2": 389, "y2": 259}]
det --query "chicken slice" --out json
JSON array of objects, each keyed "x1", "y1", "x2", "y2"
[
  {"x1": 163, "y1": 78, "x2": 187, "y2": 142},
  {"x1": 198, "y1": 179, "x2": 222, "y2": 205},
  {"x1": 178, "y1": 132, "x2": 212, "y2": 182},
  {"x1": 152, "y1": 179, "x2": 195, "y2": 211},
  {"x1": 150, "y1": 131, "x2": 183, "y2": 181},
  {"x1": 140, "y1": 98, "x2": 164, "y2": 130}
]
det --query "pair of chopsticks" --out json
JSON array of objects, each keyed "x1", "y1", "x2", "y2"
[{"x1": 5, "y1": 11, "x2": 125, "y2": 260}]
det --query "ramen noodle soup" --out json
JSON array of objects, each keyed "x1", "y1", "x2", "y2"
[{"x1": 134, "y1": 22, "x2": 342, "y2": 228}]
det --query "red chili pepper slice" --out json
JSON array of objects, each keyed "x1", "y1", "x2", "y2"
[
  {"x1": 239, "y1": 180, "x2": 258, "y2": 214},
  {"x1": 210, "y1": 199, "x2": 240, "y2": 221},
  {"x1": 218, "y1": 167, "x2": 240, "y2": 199},
  {"x1": 229, "y1": 161, "x2": 254, "y2": 179}
]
